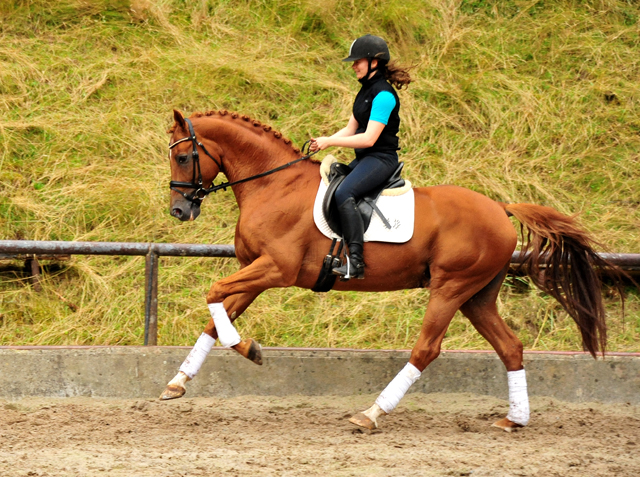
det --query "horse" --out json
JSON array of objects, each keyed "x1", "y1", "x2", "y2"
[{"x1": 161, "y1": 108, "x2": 620, "y2": 432}]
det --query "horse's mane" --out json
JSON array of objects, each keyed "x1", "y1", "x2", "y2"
[{"x1": 168, "y1": 109, "x2": 301, "y2": 155}]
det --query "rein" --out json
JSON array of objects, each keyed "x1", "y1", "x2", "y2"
[{"x1": 169, "y1": 118, "x2": 318, "y2": 205}]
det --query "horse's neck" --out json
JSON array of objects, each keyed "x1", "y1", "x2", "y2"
[{"x1": 213, "y1": 120, "x2": 308, "y2": 204}]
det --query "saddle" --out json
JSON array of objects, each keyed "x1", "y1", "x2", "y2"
[{"x1": 322, "y1": 161, "x2": 407, "y2": 235}]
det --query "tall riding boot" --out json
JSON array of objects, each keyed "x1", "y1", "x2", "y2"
[{"x1": 332, "y1": 197, "x2": 365, "y2": 279}]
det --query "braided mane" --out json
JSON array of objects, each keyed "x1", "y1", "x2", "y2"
[{"x1": 168, "y1": 109, "x2": 301, "y2": 155}]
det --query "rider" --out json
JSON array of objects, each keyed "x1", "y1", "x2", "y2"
[{"x1": 310, "y1": 34, "x2": 411, "y2": 279}]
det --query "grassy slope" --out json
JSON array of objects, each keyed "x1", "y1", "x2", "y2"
[{"x1": 0, "y1": 0, "x2": 638, "y2": 351}]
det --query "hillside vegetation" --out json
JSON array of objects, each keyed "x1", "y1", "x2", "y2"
[{"x1": 0, "y1": 0, "x2": 638, "y2": 351}]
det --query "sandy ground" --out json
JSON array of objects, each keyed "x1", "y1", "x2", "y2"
[{"x1": 0, "y1": 392, "x2": 638, "y2": 477}]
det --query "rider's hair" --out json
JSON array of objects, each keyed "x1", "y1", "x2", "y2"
[{"x1": 380, "y1": 60, "x2": 412, "y2": 90}]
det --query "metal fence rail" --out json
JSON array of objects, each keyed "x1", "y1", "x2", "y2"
[
  {"x1": 1, "y1": 240, "x2": 638, "y2": 346},
  {"x1": 0, "y1": 240, "x2": 235, "y2": 346}
]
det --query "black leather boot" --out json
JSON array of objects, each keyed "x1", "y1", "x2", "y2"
[{"x1": 332, "y1": 197, "x2": 365, "y2": 279}]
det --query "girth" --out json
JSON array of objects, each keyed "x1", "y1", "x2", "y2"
[{"x1": 322, "y1": 162, "x2": 406, "y2": 236}]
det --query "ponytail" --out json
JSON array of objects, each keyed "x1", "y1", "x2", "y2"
[{"x1": 381, "y1": 60, "x2": 412, "y2": 90}]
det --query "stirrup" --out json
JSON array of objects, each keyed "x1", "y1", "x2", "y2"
[{"x1": 332, "y1": 255, "x2": 365, "y2": 280}]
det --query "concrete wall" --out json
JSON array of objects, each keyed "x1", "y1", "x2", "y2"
[{"x1": 0, "y1": 347, "x2": 638, "y2": 403}]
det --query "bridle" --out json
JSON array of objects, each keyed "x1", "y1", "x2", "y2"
[{"x1": 169, "y1": 117, "x2": 317, "y2": 206}]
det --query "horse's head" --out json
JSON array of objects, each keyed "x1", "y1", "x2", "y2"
[{"x1": 168, "y1": 110, "x2": 223, "y2": 221}]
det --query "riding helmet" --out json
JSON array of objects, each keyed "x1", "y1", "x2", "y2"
[{"x1": 343, "y1": 34, "x2": 390, "y2": 62}]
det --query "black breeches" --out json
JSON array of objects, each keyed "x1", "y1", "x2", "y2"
[{"x1": 334, "y1": 154, "x2": 398, "y2": 207}]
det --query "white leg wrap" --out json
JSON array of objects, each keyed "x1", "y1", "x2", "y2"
[
  {"x1": 374, "y1": 362, "x2": 422, "y2": 414},
  {"x1": 208, "y1": 302, "x2": 241, "y2": 348},
  {"x1": 506, "y1": 369, "x2": 530, "y2": 426},
  {"x1": 179, "y1": 333, "x2": 215, "y2": 379}
]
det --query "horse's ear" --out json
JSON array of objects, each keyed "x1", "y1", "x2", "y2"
[{"x1": 173, "y1": 109, "x2": 186, "y2": 130}]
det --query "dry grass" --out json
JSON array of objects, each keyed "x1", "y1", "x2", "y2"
[{"x1": 0, "y1": 0, "x2": 639, "y2": 351}]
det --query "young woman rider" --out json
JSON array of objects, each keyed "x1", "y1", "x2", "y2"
[{"x1": 309, "y1": 34, "x2": 411, "y2": 280}]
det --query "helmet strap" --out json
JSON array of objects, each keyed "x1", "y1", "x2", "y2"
[
  {"x1": 366, "y1": 57, "x2": 377, "y2": 77},
  {"x1": 359, "y1": 58, "x2": 382, "y2": 85}
]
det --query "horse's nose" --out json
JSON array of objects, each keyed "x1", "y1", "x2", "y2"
[
  {"x1": 171, "y1": 202, "x2": 199, "y2": 221},
  {"x1": 171, "y1": 207, "x2": 184, "y2": 220}
]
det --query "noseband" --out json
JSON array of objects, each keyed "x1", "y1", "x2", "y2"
[{"x1": 169, "y1": 118, "x2": 317, "y2": 206}]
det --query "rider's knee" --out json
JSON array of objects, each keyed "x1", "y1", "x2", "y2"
[{"x1": 335, "y1": 186, "x2": 355, "y2": 207}]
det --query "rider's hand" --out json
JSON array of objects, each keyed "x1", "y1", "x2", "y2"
[{"x1": 310, "y1": 137, "x2": 331, "y2": 151}]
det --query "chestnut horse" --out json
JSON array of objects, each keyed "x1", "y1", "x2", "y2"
[{"x1": 161, "y1": 109, "x2": 617, "y2": 432}]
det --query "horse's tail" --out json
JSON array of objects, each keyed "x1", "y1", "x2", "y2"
[{"x1": 503, "y1": 203, "x2": 623, "y2": 358}]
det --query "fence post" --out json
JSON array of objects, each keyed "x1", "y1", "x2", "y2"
[
  {"x1": 26, "y1": 256, "x2": 42, "y2": 292},
  {"x1": 144, "y1": 248, "x2": 159, "y2": 346}
]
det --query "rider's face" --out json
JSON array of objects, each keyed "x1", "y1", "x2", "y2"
[{"x1": 352, "y1": 58, "x2": 378, "y2": 79}]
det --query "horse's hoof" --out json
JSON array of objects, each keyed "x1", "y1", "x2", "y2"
[
  {"x1": 159, "y1": 385, "x2": 186, "y2": 401},
  {"x1": 233, "y1": 338, "x2": 263, "y2": 365},
  {"x1": 349, "y1": 412, "x2": 377, "y2": 430},
  {"x1": 492, "y1": 417, "x2": 524, "y2": 433}
]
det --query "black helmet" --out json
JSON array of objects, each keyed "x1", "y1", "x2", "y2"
[{"x1": 342, "y1": 34, "x2": 390, "y2": 62}]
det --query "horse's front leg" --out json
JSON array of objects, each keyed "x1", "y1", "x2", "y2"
[
  {"x1": 160, "y1": 256, "x2": 292, "y2": 400},
  {"x1": 160, "y1": 291, "x2": 260, "y2": 400}
]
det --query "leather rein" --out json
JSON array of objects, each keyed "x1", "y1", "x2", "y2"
[{"x1": 169, "y1": 118, "x2": 317, "y2": 206}]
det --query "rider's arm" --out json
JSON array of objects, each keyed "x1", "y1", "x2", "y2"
[
  {"x1": 321, "y1": 120, "x2": 385, "y2": 149},
  {"x1": 310, "y1": 115, "x2": 359, "y2": 151},
  {"x1": 329, "y1": 114, "x2": 359, "y2": 138},
  {"x1": 311, "y1": 92, "x2": 396, "y2": 151}
]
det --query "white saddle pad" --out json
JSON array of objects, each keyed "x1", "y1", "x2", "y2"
[{"x1": 312, "y1": 155, "x2": 415, "y2": 243}]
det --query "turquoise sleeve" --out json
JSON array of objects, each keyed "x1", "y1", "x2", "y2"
[{"x1": 369, "y1": 91, "x2": 397, "y2": 125}]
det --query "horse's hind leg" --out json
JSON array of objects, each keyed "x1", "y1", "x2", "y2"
[
  {"x1": 160, "y1": 291, "x2": 261, "y2": 401},
  {"x1": 350, "y1": 292, "x2": 463, "y2": 430},
  {"x1": 459, "y1": 265, "x2": 529, "y2": 432}
]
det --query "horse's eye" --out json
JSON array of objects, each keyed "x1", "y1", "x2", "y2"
[{"x1": 176, "y1": 153, "x2": 189, "y2": 165}]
